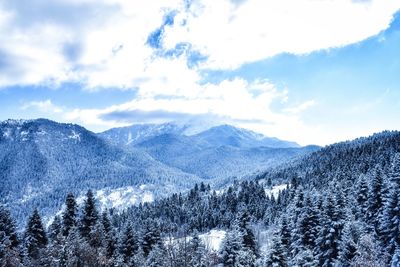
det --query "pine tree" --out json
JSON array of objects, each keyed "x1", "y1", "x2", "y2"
[
  {"x1": 367, "y1": 167, "x2": 384, "y2": 233},
  {"x1": 356, "y1": 176, "x2": 369, "y2": 220},
  {"x1": 315, "y1": 194, "x2": 344, "y2": 267},
  {"x1": 188, "y1": 233, "x2": 207, "y2": 267},
  {"x1": 0, "y1": 205, "x2": 19, "y2": 250},
  {"x1": 292, "y1": 195, "x2": 318, "y2": 256},
  {"x1": 79, "y1": 190, "x2": 98, "y2": 239},
  {"x1": 220, "y1": 228, "x2": 244, "y2": 267},
  {"x1": 336, "y1": 221, "x2": 363, "y2": 266},
  {"x1": 120, "y1": 223, "x2": 138, "y2": 263},
  {"x1": 381, "y1": 188, "x2": 400, "y2": 257},
  {"x1": 267, "y1": 233, "x2": 287, "y2": 267},
  {"x1": 62, "y1": 192, "x2": 77, "y2": 237},
  {"x1": 24, "y1": 208, "x2": 48, "y2": 260},
  {"x1": 238, "y1": 212, "x2": 258, "y2": 255},
  {"x1": 146, "y1": 244, "x2": 167, "y2": 267},
  {"x1": 381, "y1": 154, "x2": 400, "y2": 257},
  {"x1": 352, "y1": 234, "x2": 385, "y2": 266},
  {"x1": 0, "y1": 232, "x2": 21, "y2": 267},
  {"x1": 142, "y1": 220, "x2": 161, "y2": 257},
  {"x1": 48, "y1": 215, "x2": 62, "y2": 242}
]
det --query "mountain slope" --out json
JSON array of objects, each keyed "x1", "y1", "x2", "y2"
[
  {"x1": 193, "y1": 124, "x2": 300, "y2": 148},
  {"x1": 257, "y1": 130, "x2": 400, "y2": 188},
  {"x1": 99, "y1": 122, "x2": 190, "y2": 146},
  {"x1": 137, "y1": 133, "x2": 318, "y2": 180},
  {"x1": 0, "y1": 119, "x2": 202, "y2": 224},
  {"x1": 100, "y1": 123, "x2": 309, "y2": 181}
]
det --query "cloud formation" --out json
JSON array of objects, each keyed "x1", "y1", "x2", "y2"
[
  {"x1": 0, "y1": 0, "x2": 398, "y2": 88},
  {"x1": 1, "y1": 0, "x2": 399, "y2": 145}
]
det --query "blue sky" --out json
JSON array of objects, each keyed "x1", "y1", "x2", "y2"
[{"x1": 0, "y1": 0, "x2": 399, "y2": 145}]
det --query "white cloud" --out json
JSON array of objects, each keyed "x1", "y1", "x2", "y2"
[
  {"x1": 284, "y1": 100, "x2": 316, "y2": 114},
  {"x1": 0, "y1": 0, "x2": 398, "y2": 88},
  {"x1": 165, "y1": 0, "x2": 400, "y2": 69},
  {"x1": 1, "y1": 0, "x2": 399, "y2": 145},
  {"x1": 63, "y1": 78, "x2": 326, "y2": 145},
  {"x1": 22, "y1": 99, "x2": 63, "y2": 114}
]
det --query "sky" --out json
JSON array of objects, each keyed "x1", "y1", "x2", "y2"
[{"x1": 0, "y1": 0, "x2": 400, "y2": 146}]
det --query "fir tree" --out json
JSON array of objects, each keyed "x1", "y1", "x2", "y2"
[
  {"x1": 0, "y1": 205, "x2": 19, "y2": 250},
  {"x1": 238, "y1": 212, "x2": 258, "y2": 255},
  {"x1": 267, "y1": 233, "x2": 287, "y2": 267},
  {"x1": 142, "y1": 220, "x2": 161, "y2": 257},
  {"x1": 315, "y1": 195, "x2": 344, "y2": 266},
  {"x1": 79, "y1": 190, "x2": 98, "y2": 239},
  {"x1": 367, "y1": 167, "x2": 385, "y2": 233},
  {"x1": 62, "y1": 192, "x2": 77, "y2": 237},
  {"x1": 120, "y1": 223, "x2": 138, "y2": 263},
  {"x1": 356, "y1": 176, "x2": 369, "y2": 220},
  {"x1": 24, "y1": 208, "x2": 48, "y2": 260},
  {"x1": 0, "y1": 232, "x2": 21, "y2": 267},
  {"x1": 48, "y1": 215, "x2": 62, "y2": 242},
  {"x1": 220, "y1": 228, "x2": 244, "y2": 267}
]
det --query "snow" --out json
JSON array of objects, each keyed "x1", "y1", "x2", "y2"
[
  {"x1": 199, "y1": 230, "x2": 226, "y2": 251},
  {"x1": 265, "y1": 184, "x2": 289, "y2": 198},
  {"x1": 68, "y1": 130, "x2": 81, "y2": 141},
  {"x1": 165, "y1": 229, "x2": 226, "y2": 252},
  {"x1": 95, "y1": 186, "x2": 154, "y2": 210},
  {"x1": 2, "y1": 129, "x2": 11, "y2": 139},
  {"x1": 142, "y1": 192, "x2": 154, "y2": 202}
]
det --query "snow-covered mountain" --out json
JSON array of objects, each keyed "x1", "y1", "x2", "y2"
[
  {"x1": 193, "y1": 124, "x2": 300, "y2": 148},
  {"x1": 99, "y1": 122, "x2": 191, "y2": 146},
  {"x1": 100, "y1": 123, "x2": 315, "y2": 180},
  {"x1": 0, "y1": 119, "x2": 202, "y2": 224}
]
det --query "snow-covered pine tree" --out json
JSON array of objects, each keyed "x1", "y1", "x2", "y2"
[
  {"x1": 141, "y1": 219, "x2": 162, "y2": 257},
  {"x1": 0, "y1": 205, "x2": 19, "y2": 251},
  {"x1": 314, "y1": 194, "x2": 344, "y2": 267},
  {"x1": 219, "y1": 228, "x2": 244, "y2": 267},
  {"x1": 62, "y1": 192, "x2": 78, "y2": 237},
  {"x1": 120, "y1": 223, "x2": 138, "y2": 263},
  {"x1": 356, "y1": 175, "x2": 369, "y2": 220},
  {"x1": 367, "y1": 167, "x2": 385, "y2": 233},
  {"x1": 48, "y1": 215, "x2": 61, "y2": 242},
  {"x1": 292, "y1": 194, "x2": 318, "y2": 258},
  {"x1": 24, "y1": 208, "x2": 48, "y2": 261},
  {"x1": 266, "y1": 232, "x2": 287, "y2": 267},
  {"x1": 79, "y1": 190, "x2": 98, "y2": 240},
  {"x1": 381, "y1": 153, "x2": 400, "y2": 258}
]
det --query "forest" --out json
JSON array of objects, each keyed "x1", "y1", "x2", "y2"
[{"x1": 2, "y1": 131, "x2": 400, "y2": 266}]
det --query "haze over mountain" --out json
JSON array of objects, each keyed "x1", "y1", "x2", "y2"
[
  {"x1": 0, "y1": 118, "x2": 315, "y2": 225},
  {"x1": 100, "y1": 123, "x2": 314, "y2": 179}
]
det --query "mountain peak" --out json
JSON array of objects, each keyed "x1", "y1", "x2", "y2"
[{"x1": 195, "y1": 124, "x2": 299, "y2": 148}]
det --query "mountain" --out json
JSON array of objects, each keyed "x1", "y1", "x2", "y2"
[
  {"x1": 136, "y1": 133, "x2": 317, "y2": 180},
  {"x1": 193, "y1": 124, "x2": 300, "y2": 148},
  {"x1": 257, "y1": 130, "x2": 400, "y2": 187},
  {"x1": 0, "y1": 119, "x2": 202, "y2": 224},
  {"x1": 99, "y1": 122, "x2": 190, "y2": 147},
  {"x1": 99, "y1": 123, "x2": 309, "y2": 180}
]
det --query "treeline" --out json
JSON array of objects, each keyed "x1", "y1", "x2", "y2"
[
  {"x1": 0, "y1": 181, "x2": 267, "y2": 266},
  {"x1": 2, "y1": 151, "x2": 400, "y2": 267},
  {"x1": 2, "y1": 131, "x2": 400, "y2": 266}
]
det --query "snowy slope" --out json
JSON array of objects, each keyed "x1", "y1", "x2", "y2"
[
  {"x1": 0, "y1": 119, "x2": 203, "y2": 225},
  {"x1": 193, "y1": 124, "x2": 300, "y2": 148},
  {"x1": 100, "y1": 123, "x2": 316, "y2": 181}
]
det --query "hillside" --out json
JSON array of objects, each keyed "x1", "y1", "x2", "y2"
[{"x1": 0, "y1": 119, "x2": 202, "y2": 224}]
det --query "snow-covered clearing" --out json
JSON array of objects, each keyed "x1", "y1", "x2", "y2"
[{"x1": 265, "y1": 184, "x2": 289, "y2": 198}]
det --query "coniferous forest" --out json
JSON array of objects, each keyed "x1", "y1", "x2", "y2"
[{"x1": 2, "y1": 130, "x2": 400, "y2": 266}]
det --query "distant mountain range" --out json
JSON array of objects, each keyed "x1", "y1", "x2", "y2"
[
  {"x1": 99, "y1": 123, "x2": 315, "y2": 180},
  {"x1": 100, "y1": 123, "x2": 300, "y2": 149},
  {"x1": 0, "y1": 119, "x2": 317, "y2": 225}
]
